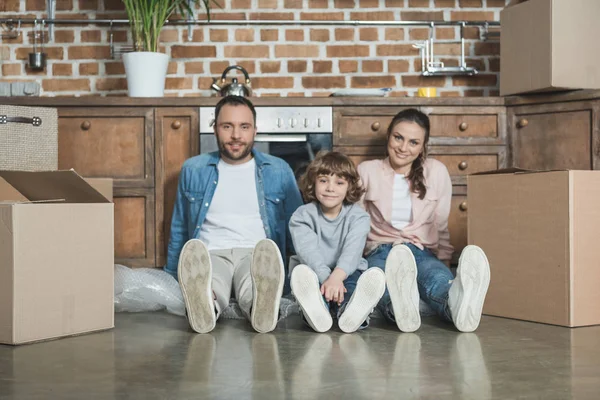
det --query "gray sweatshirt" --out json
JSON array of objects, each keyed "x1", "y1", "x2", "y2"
[{"x1": 289, "y1": 202, "x2": 370, "y2": 283}]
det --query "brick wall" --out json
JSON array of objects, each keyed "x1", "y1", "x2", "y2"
[{"x1": 0, "y1": 0, "x2": 508, "y2": 97}]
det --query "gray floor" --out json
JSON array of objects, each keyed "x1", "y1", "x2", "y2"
[{"x1": 1, "y1": 312, "x2": 600, "y2": 400}]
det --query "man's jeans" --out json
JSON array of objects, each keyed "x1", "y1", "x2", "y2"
[{"x1": 366, "y1": 243, "x2": 453, "y2": 322}]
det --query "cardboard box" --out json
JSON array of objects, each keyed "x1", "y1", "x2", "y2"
[
  {"x1": 500, "y1": 0, "x2": 600, "y2": 96},
  {"x1": 84, "y1": 178, "x2": 113, "y2": 202},
  {"x1": 0, "y1": 170, "x2": 114, "y2": 345},
  {"x1": 468, "y1": 169, "x2": 600, "y2": 327}
]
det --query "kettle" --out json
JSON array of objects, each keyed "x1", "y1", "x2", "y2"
[{"x1": 211, "y1": 65, "x2": 252, "y2": 97}]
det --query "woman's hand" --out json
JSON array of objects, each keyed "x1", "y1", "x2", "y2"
[{"x1": 321, "y1": 268, "x2": 348, "y2": 305}]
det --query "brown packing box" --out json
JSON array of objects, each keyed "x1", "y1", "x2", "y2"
[
  {"x1": 467, "y1": 169, "x2": 600, "y2": 327},
  {"x1": 500, "y1": 0, "x2": 600, "y2": 96},
  {"x1": 0, "y1": 170, "x2": 114, "y2": 345}
]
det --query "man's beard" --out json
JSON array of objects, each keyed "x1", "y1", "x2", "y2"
[{"x1": 217, "y1": 137, "x2": 254, "y2": 163}]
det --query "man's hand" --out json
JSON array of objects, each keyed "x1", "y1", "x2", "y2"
[{"x1": 321, "y1": 268, "x2": 347, "y2": 305}]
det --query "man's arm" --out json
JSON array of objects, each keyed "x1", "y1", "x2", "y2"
[{"x1": 164, "y1": 166, "x2": 190, "y2": 280}]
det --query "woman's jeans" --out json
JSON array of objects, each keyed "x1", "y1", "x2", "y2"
[{"x1": 366, "y1": 243, "x2": 453, "y2": 323}]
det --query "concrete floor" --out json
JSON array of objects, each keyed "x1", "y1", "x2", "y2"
[{"x1": 1, "y1": 313, "x2": 599, "y2": 400}]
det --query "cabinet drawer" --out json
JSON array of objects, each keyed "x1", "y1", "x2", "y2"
[
  {"x1": 432, "y1": 154, "x2": 498, "y2": 177},
  {"x1": 58, "y1": 108, "x2": 154, "y2": 187},
  {"x1": 336, "y1": 115, "x2": 392, "y2": 146},
  {"x1": 448, "y1": 192, "x2": 468, "y2": 265},
  {"x1": 429, "y1": 114, "x2": 498, "y2": 138}
]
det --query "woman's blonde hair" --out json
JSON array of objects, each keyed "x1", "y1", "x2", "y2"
[{"x1": 299, "y1": 151, "x2": 365, "y2": 204}]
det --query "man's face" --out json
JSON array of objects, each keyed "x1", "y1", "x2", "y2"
[{"x1": 214, "y1": 104, "x2": 257, "y2": 165}]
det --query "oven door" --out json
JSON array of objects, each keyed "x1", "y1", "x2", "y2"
[{"x1": 199, "y1": 107, "x2": 333, "y2": 178}]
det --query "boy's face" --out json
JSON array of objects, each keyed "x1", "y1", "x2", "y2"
[{"x1": 315, "y1": 173, "x2": 349, "y2": 215}]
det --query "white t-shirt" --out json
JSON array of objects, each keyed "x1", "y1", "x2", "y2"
[
  {"x1": 391, "y1": 174, "x2": 412, "y2": 230},
  {"x1": 199, "y1": 158, "x2": 266, "y2": 250}
]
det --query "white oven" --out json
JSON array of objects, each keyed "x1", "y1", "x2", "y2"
[{"x1": 199, "y1": 106, "x2": 333, "y2": 178}]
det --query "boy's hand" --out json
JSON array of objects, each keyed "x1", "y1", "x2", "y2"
[{"x1": 321, "y1": 268, "x2": 347, "y2": 305}]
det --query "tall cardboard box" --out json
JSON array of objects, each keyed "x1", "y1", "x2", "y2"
[
  {"x1": 468, "y1": 170, "x2": 600, "y2": 327},
  {"x1": 0, "y1": 170, "x2": 114, "y2": 345},
  {"x1": 500, "y1": 0, "x2": 600, "y2": 96}
]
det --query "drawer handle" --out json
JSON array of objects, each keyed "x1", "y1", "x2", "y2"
[
  {"x1": 81, "y1": 120, "x2": 91, "y2": 131},
  {"x1": 517, "y1": 118, "x2": 529, "y2": 128},
  {"x1": 458, "y1": 161, "x2": 468, "y2": 171},
  {"x1": 459, "y1": 201, "x2": 468, "y2": 212},
  {"x1": 171, "y1": 120, "x2": 181, "y2": 130},
  {"x1": 459, "y1": 122, "x2": 468, "y2": 131},
  {"x1": 371, "y1": 121, "x2": 380, "y2": 131}
]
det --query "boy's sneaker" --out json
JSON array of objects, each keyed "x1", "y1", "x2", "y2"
[
  {"x1": 178, "y1": 239, "x2": 216, "y2": 334},
  {"x1": 448, "y1": 245, "x2": 490, "y2": 332},
  {"x1": 385, "y1": 245, "x2": 421, "y2": 333},
  {"x1": 250, "y1": 239, "x2": 285, "y2": 333},
  {"x1": 290, "y1": 264, "x2": 333, "y2": 333},
  {"x1": 338, "y1": 268, "x2": 386, "y2": 333}
]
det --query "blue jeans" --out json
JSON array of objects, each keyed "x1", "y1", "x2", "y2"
[{"x1": 366, "y1": 243, "x2": 453, "y2": 323}]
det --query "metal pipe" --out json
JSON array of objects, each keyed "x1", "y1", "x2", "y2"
[{"x1": 0, "y1": 18, "x2": 500, "y2": 27}]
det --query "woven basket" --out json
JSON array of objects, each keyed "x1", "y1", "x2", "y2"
[{"x1": 0, "y1": 105, "x2": 58, "y2": 171}]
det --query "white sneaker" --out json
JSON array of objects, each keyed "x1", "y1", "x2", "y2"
[
  {"x1": 250, "y1": 239, "x2": 285, "y2": 333},
  {"x1": 338, "y1": 268, "x2": 386, "y2": 333},
  {"x1": 385, "y1": 245, "x2": 421, "y2": 333},
  {"x1": 290, "y1": 265, "x2": 333, "y2": 333},
  {"x1": 448, "y1": 245, "x2": 491, "y2": 332},
  {"x1": 178, "y1": 239, "x2": 216, "y2": 334}
]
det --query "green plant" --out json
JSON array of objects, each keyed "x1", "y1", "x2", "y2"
[{"x1": 122, "y1": 0, "x2": 213, "y2": 52}]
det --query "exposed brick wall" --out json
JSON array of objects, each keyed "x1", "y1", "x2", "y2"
[{"x1": 0, "y1": 0, "x2": 508, "y2": 97}]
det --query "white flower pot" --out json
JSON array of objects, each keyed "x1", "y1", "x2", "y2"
[{"x1": 123, "y1": 52, "x2": 169, "y2": 97}]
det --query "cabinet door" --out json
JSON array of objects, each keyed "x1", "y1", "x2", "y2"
[
  {"x1": 448, "y1": 190, "x2": 468, "y2": 265},
  {"x1": 114, "y1": 188, "x2": 155, "y2": 268},
  {"x1": 155, "y1": 108, "x2": 199, "y2": 267},
  {"x1": 58, "y1": 108, "x2": 154, "y2": 188},
  {"x1": 509, "y1": 101, "x2": 600, "y2": 170}
]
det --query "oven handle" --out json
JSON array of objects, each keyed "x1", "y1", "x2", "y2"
[{"x1": 254, "y1": 134, "x2": 307, "y2": 143}]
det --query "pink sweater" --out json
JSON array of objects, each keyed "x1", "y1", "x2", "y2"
[{"x1": 357, "y1": 157, "x2": 454, "y2": 261}]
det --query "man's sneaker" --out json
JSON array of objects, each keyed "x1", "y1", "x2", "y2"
[
  {"x1": 250, "y1": 239, "x2": 285, "y2": 333},
  {"x1": 178, "y1": 239, "x2": 216, "y2": 334},
  {"x1": 448, "y1": 245, "x2": 490, "y2": 332},
  {"x1": 385, "y1": 245, "x2": 421, "y2": 333},
  {"x1": 290, "y1": 264, "x2": 333, "y2": 333},
  {"x1": 338, "y1": 268, "x2": 386, "y2": 333}
]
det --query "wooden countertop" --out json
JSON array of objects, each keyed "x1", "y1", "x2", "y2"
[{"x1": 1, "y1": 90, "x2": 599, "y2": 107}]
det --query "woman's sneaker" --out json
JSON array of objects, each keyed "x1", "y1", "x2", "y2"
[
  {"x1": 448, "y1": 245, "x2": 490, "y2": 332},
  {"x1": 385, "y1": 245, "x2": 421, "y2": 333},
  {"x1": 178, "y1": 239, "x2": 216, "y2": 334},
  {"x1": 290, "y1": 264, "x2": 333, "y2": 333},
  {"x1": 250, "y1": 239, "x2": 285, "y2": 333},
  {"x1": 338, "y1": 268, "x2": 386, "y2": 333}
]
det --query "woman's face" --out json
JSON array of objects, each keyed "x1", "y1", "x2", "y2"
[{"x1": 387, "y1": 121, "x2": 426, "y2": 175}]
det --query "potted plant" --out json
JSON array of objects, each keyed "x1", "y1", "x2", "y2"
[{"x1": 121, "y1": 0, "x2": 213, "y2": 97}]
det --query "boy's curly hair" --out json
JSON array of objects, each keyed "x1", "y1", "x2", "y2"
[{"x1": 299, "y1": 151, "x2": 365, "y2": 204}]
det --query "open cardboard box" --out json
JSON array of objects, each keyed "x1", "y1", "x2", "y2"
[
  {"x1": 0, "y1": 170, "x2": 114, "y2": 345},
  {"x1": 468, "y1": 168, "x2": 600, "y2": 327}
]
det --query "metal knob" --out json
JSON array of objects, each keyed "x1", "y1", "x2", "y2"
[
  {"x1": 81, "y1": 120, "x2": 91, "y2": 131},
  {"x1": 517, "y1": 118, "x2": 529, "y2": 128},
  {"x1": 459, "y1": 201, "x2": 468, "y2": 212},
  {"x1": 371, "y1": 121, "x2": 380, "y2": 131},
  {"x1": 458, "y1": 161, "x2": 468, "y2": 171},
  {"x1": 459, "y1": 122, "x2": 468, "y2": 131},
  {"x1": 171, "y1": 120, "x2": 181, "y2": 130}
]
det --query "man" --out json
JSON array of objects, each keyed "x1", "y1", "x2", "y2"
[{"x1": 164, "y1": 95, "x2": 303, "y2": 334}]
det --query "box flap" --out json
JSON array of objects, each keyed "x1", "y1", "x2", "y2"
[
  {"x1": 506, "y1": 0, "x2": 529, "y2": 7},
  {"x1": 471, "y1": 168, "x2": 570, "y2": 176},
  {"x1": 0, "y1": 177, "x2": 28, "y2": 202},
  {"x1": 0, "y1": 170, "x2": 110, "y2": 204}
]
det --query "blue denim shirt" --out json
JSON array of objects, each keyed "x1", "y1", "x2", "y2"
[{"x1": 164, "y1": 149, "x2": 303, "y2": 280}]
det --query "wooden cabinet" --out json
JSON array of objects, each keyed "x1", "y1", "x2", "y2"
[
  {"x1": 154, "y1": 108, "x2": 199, "y2": 267},
  {"x1": 58, "y1": 107, "x2": 156, "y2": 267},
  {"x1": 507, "y1": 100, "x2": 600, "y2": 170},
  {"x1": 334, "y1": 106, "x2": 508, "y2": 263}
]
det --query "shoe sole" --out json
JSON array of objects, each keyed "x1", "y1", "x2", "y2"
[
  {"x1": 385, "y1": 245, "x2": 421, "y2": 333},
  {"x1": 251, "y1": 239, "x2": 285, "y2": 333},
  {"x1": 178, "y1": 239, "x2": 216, "y2": 334},
  {"x1": 338, "y1": 268, "x2": 386, "y2": 333},
  {"x1": 452, "y1": 245, "x2": 490, "y2": 332},
  {"x1": 290, "y1": 265, "x2": 333, "y2": 333}
]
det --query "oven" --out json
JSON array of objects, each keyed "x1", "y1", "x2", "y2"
[{"x1": 199, "y1": 106, "x2": 333, "y2": 178}]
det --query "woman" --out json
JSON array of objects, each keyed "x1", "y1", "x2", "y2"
[{"x1": 357, "y1": 108, "x2": 490, "y2": 333}]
